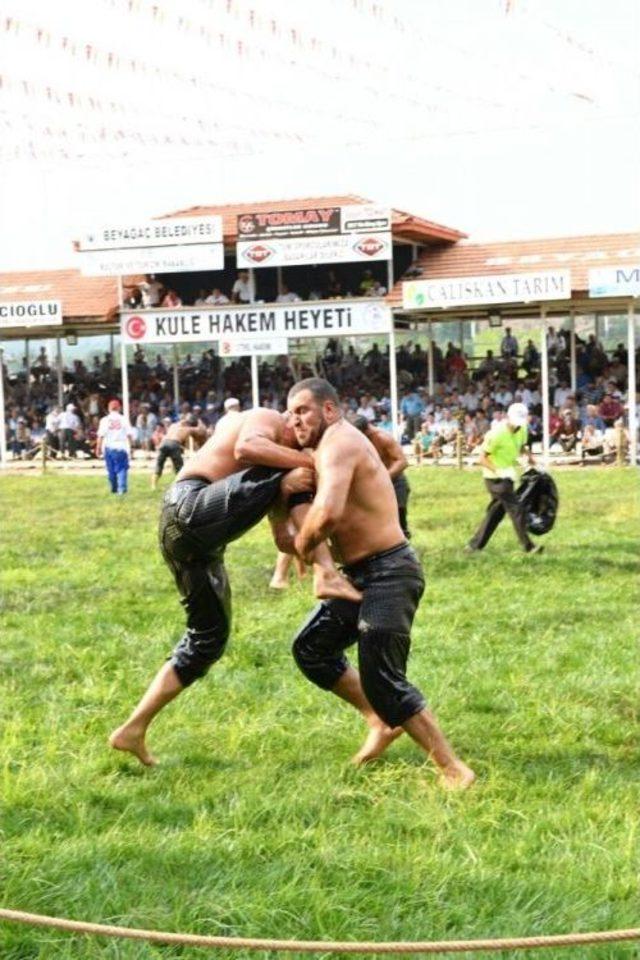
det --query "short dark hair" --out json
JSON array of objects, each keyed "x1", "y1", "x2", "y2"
[
  {"x1": 352, "y1": 415, "x2": 369, "y2": 433},
  {"x1": 288, "y1": 377, "x2": 339, "y2": 406}
]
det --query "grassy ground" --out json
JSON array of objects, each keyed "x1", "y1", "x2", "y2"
[{"x1": 0, "y1": 468, "x2": 638, "y2": 960}]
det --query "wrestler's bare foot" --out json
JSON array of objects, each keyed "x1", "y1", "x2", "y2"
[
  {"x1": 352, "y1": 723, "x2": 403, "y2": 765},
  {"x1": 269, "y1": 577, "x2": 289, "y2": 590},
  {"x1": 439, "y1": 761, "x2": 476, "y2": 791},
  {"x1": 314, "y1": 569, "x2": 362, "y2": 603},
  {"x1": 109, "y1": 724, "x2": 157, "y2": 767}
]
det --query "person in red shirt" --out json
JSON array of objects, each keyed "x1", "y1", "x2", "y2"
[
  {"x1": 599, "y1": 391, "x2": 623, "y2": 427},
  {"x1": 548, "y1": 407, "x2": 562, "y2": 446}
]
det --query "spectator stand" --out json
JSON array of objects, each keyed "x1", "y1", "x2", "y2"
[{"x1": 392, "y1": 233, "x2": 639, "y2": 467}]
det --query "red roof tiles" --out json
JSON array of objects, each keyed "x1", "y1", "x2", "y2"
[
  {"x1": 0, "y1": 270, "x2": 120, "y2": 327},
  {"x1": 387, "y1": 232, "x2": 640, "y2": 306},
  {"x1": 160, "y1": 194, "x2": 467, "y2": 245}
]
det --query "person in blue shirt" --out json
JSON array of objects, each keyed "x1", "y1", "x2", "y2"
[{"x1": 400, "y1": 388, "x2": 425, "y2": 439}]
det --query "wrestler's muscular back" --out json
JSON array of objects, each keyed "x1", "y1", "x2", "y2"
[
  {"x1": 177, "y1": 409, "x2": 281, "y2": 483},
  {"x1": 319, "y1": 423, "x2": 405, "y2": 565}
]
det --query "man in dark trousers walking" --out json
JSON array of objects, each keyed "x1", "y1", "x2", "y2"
[{"x1": 466, "y1": 402, "x2": 543, "y2": 555}]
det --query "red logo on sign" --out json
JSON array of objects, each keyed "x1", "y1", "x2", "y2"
[
  {"x1": 243, "y1": 244, "x2": 274, "y2": 264},
  {"x1": 354, "y1": 236, "x2": 385, "y2": 257},
  {"x1": 238, "y1": 215, "x2": 255, "y2": 235},
  {"x1": 126, "y1": 315, "x2": 147, "y2": 340}
]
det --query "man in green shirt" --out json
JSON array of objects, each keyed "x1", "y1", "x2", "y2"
[{"x1": 466, "y1": 403, "x2": 543, "y2": 554}]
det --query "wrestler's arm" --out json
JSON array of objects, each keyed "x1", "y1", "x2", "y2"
[
  {"x1": 294, "y1": 437, "x2": 357, "y2": 560},
  {"x1": 370, "y1": 428, "x2": 407, "y2": 479},
  {"x1": 235, "y1": 410, "x2": 314, "y2": 470}
]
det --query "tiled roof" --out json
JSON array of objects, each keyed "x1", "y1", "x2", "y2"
[
  {"x1": 160, "y1": 194, "x2": 467, "y2": 245},
  {"x1": 0, "y1": 270, "x2": 120, "y2": 326},
  {"x1": 387, "y1": 232, "x2": 640, "y2": 306}
]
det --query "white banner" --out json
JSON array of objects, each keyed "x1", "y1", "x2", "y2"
[
  {"x1": 589, "y1": 265, "x2": 640, "y2": 298},
  {"x1": 77, "y1": 216, "x2": 223, "y2": 251},
  {"x1": 237, "y1": 232, "x2": 392, "y2": 268},
  {"x1": 402, "y1": 270, "x2": 572, "y2": 309},
  {"x1": 78, "y1": 244, "x2": 225, "y2": 277},
  {"x1": 0, "y1": 300, "x2": 63, "y2": 328},
  {"x1": 340, "y1": 204, "x2": 391, "y2": 234},
  {"x1": 220, "y1": 337, "x2": 289, "y2": 357},
  {"x1": 121, "y1": 300, "x2": 392, "y2": 345}
]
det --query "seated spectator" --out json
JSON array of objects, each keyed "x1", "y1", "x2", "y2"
[
  {"x1": 500, "y1": 326, "x2": 518, "y2": 359},
  {"x1": 359, "y1": 270, "x2": 375, "y2": 295},
  {"x1": 232, "y1": 270, "x2": 255, "y2": 304},
  {"x1": 581, "y1": 423, "x2": 605, "y2": 462},
  {"x1": 206, "y1": 288, "x2": 230, "y2": 305},
  {"x1": 581, "y1": 403, "x2": 605, "y2": 431},
  {"x1": 11, "y1": 417, "x2": 33, "y2": 458},
  {"x1": 369, "y1": 279, "x2": 387, "y2": 297},
  {"x1": 553, "y1": 380, "x2": 572, "y2": 409},
  {"x1": 548, "y1": 407, "x2": 562, "y2": 445},
  {"x1": 161, "y1": 288, "x2": 182, "y2": 308},
  {"x1": 356, "y1": 393, "x2": 376, "y2": 423},
  {"x1": 556, "y1": 410, "x2": 580, "y2": 453},
  {"x1": 194, "y1": 288, "x2": 210, "y2": 306},
  {"x1": 599, "y1": 389, "x2": 623, "y2": 427},
  {"x1": 276, "y1": 284, "x2": 301, "y2": 303}
]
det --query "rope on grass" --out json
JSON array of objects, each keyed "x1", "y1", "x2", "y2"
[{"x1": 1, "y1": 908, "x2": 639, "y2": 954}]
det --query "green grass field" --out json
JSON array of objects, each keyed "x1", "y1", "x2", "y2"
[{"x1": 0, "y1": 469, "x2": 638, "y2": 960}]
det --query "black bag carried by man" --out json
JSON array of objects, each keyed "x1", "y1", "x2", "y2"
[{"x1": 516, "y1": 468, "x2": 559, "y2": 536}]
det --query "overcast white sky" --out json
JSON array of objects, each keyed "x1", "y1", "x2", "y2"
[{"x1": 0, "y1": 0, "x2": 638, "y2": 270}]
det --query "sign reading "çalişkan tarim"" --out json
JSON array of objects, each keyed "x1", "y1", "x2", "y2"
[{"x1": 402, "y1": 270, "x2": 572, "y2": 309}]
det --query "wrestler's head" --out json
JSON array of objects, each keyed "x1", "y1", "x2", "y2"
[{"x1": 287, "y1": 377, "x2": 341, "y2": 448}]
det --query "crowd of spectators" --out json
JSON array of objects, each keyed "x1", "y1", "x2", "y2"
[
  {"x1": 2, "y1": 323, "x2": 636, "y2": 464},
  {"x1": 123, "y1": 268, "x2": 388, "y2": 310}
]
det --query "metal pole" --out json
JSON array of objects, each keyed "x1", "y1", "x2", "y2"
[
  {"x1": 627, "y1": 302, "x2": 637, "y2": 467},
  {"x1": 540, "y1": 306, "x2": 550, "y2": 467},
  {"x1": 569, "y1": 311, "x2": 577, "y2": 395},
  {"x1": 247, "y1": 267, "x2": 259, "y2": 409},
  {"x1": 25, "y1": 337, "x2": 30, "y2": 403},
  {"x1": 56, "y1": 335, "x2": 63, "y2": 406},
  {"x1": 594, "y1": 314, "x2": 600, "y2": 344},
  {"x1": 0, "y1": 346, "x2": 7, "y2": 465},
  {"x1": 389, "y1": 325, "x2": 399, "y2": 441},
  {"x1": 427, "y1": 320, "x2": 435, "y2": 396},
  {"x1": 276, "y1": 266, "x2": 283, "y2": 297},
  {"x1": 172, "y1": 345, "x2": 180, "y2": 412},
  {"x1": 251, "y1": 354, "x2": 259, "y2": 408},
  {"x1": 459, "y1": 320, "x2": 464, "y2": 351},
  {"x1": 117, "y1": 277, "x2": 130, "y2": 423}
]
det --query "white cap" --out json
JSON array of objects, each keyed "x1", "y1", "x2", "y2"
[
  {"x1": 66, "y1": 403, "x2": 75, "y2": 412},
  {"x1": 507, "y1": 402, "x2": 529, "y2": 427},
  {"x1": 224, "y1": 397, "x2": 240, "y2": 411}
]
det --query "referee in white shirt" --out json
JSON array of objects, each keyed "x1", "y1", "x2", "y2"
[{"x1": 96, "y1": 399, "x2": 136, "y2": 495}]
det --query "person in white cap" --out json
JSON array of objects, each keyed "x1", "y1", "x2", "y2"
[
  {"x1": 223, "y1": 397, "x2": 241, "y2": 414},
  {"x1": 465, "y1": 402, "x2": 542, "y2": 554},
  {"x1": 59, "y1": 402, "x2": 81, "y2": 458}
]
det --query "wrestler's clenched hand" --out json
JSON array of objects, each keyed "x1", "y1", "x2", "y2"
[{"x1": 280, "y1": 467, "x2": 316, "y2": 497}]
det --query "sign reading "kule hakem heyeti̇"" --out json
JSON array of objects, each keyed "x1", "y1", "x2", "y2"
[{"x1": 121, "y1": 300, "x2": 392, "y2": 345}]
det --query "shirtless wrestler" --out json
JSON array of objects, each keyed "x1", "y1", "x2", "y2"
[
  {"x1": 151, "y1": 414, "x2": 208, "y2": 489},
  {"x1": 351, "y1": 415, "x2": 411, "y2": 538},
  {"x1": 110, "y1": 406, "x2": 359, "y2": 766},
  {"x1": 288, "y1": 379, "x2": 475, "y2": 790}
]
